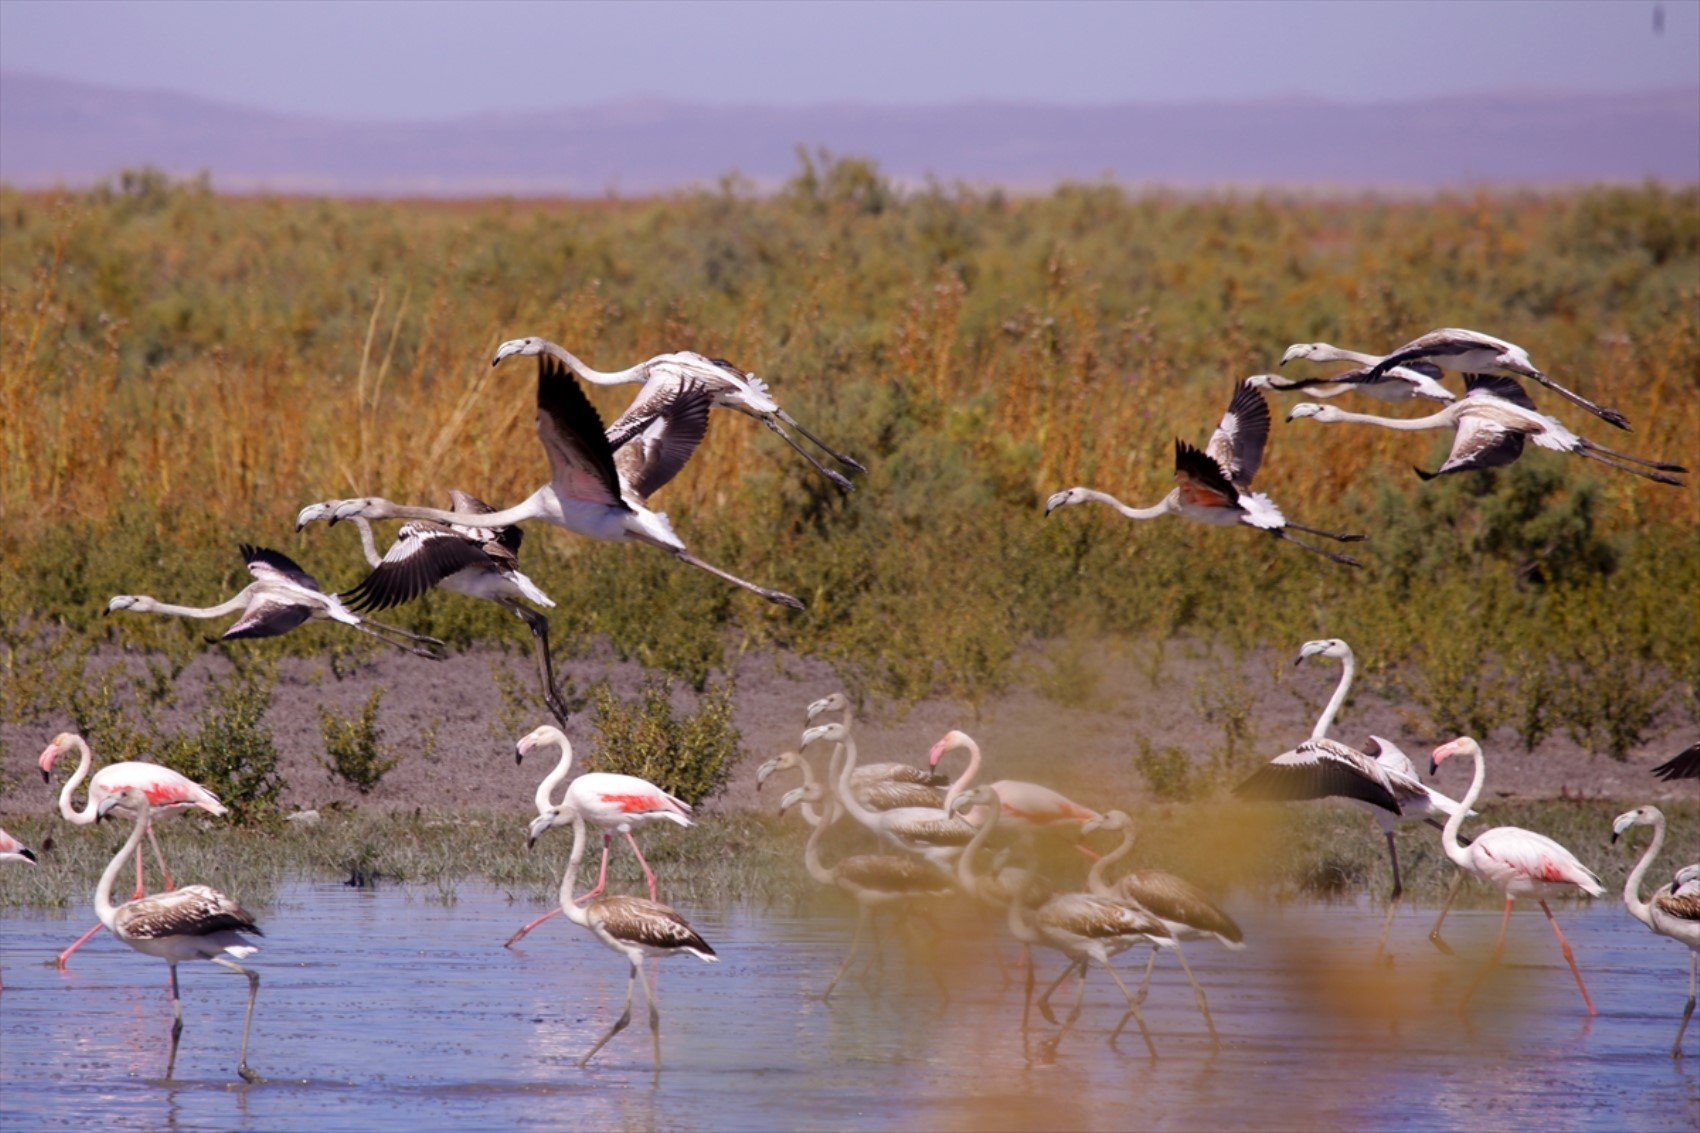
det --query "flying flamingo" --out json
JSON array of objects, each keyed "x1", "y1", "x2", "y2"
[
  {"x1": 930, "y1": 730, "x2": 1100, "y2": 838},
  {"x1": 1257, "y1": 343, "x2": 1455, "y2": 403},
  {"x1": 40, "y1": 732, "x2": 229, "y2": 969},
  {"x1": 296, "y1": 491, "x2": 568, "y2": 725},
  {"x1": 1651, "y1": 742, "x2": 1700, "y2": 781},
  {"x1": 1285, "y1": 375, "x2": 1684, "y2": 484},
  {"x1": 526, "y1": 803, "x2": 717, "y2": 1068},
  {"x1": 1045, "y1": 380, "x2": 1366, "y2": 566},
  {"x1": 93, "y1": 788, "x2": 264, "y2": 1082},
  {"x1": 493, "y1": 335, "x2": 865, "y2": 493},
  {"x1": 504, "y1": 725, "x2": 691, "y2": 948},
  {"x1": 0, "y1": 828, "x2": 38, "y2": 991},
  {"x1": 1081, "y1": 810, "x2": 1242, "y2": 1049},
  {"x1": 1611, "y1": 805, "x2": 1700, "y2": 1056},
  {"x1": 107, "y1": 544, "x2": 447, "y2": 658},
  {"x1": 302, "y1": 353, "x2": 804, "y2": 608},
  {"x1": 780, "y1": 780, "x2": 955, "y2": 1001},
  {"x1": 1429, "y1": 737, "x2": 1604, "y2": 1015},
  {"x1": 801, "y1": 721, "x2": 978, "y2": 871},
  {"x1": 1361, "y1": 326, "x2": 1629, "y2": 429}
]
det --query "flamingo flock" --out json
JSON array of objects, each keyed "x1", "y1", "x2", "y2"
[{"x1": 4, "y1": 322, "x2": 1694, "y2": 1080}]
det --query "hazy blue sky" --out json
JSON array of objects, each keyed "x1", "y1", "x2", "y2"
[{"x1": 2, "y1": 0, "x2": 1693, "y2": 120}]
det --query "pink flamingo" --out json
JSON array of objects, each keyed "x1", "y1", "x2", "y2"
[
  {"x1": 40, "y1": 732, "x2": 228, "y2": 969},
  {"x1": 930, "y1": 730, "x2": 1101, "y2": 838},
  {"x1": 0, "y1": 827, "x2": 38, "y2": 991},
  {"x1": 1430, "y1": 737, "x2": 1604, "y2": 1015},
  {"x1": 504, "y1": 725, "x2": 692, "y2": 948}
]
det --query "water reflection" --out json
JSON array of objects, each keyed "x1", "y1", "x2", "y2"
[{"x1": 1, "y1": 885, "x2": 1697, "y2": 1131}]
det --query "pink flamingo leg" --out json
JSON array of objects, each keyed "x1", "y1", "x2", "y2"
[
  {"x1": 56, "y1": 922, "x2": 105, "y2": 970},
  {"x1": 1539, "y1": 899, "x2": 1596, "y2": 1016},
  {"x1": 145, "y1": 824, "x2": 174, "y2": 891},
  {"x1": 625, "y1": 829, "x2": 659, "y2": 901},
  {"x1": 1461, "y1": 895, "x2": 1514, "y2": 1012},
  {"x1": 503, "y1": 906, "x2": 561, "y2": 948},
  {"x1": 574, "y1": 836, "x2": 614, "y2": 905}
]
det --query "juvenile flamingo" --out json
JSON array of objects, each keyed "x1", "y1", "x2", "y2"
[
  {"x1": 93, "y1": 788, "x2": 263, "y2": 1082},
  {"x1": 801, "y1": 721, "x2": 977, "y2": 871},
  {"x1": 930, "y1": 730, "x2": 1100, "y2": 838},
  {"x1": 40, "y1": 732, "x2": 229, "y2": 969},
  {"x1": 0, "y1": 827, "x2": 38, "y2": 991},
  {"x1": 802, "y1": 692, "x2": 948, "y2": 793},
  {"x1": 505, "y1": 725, "x2": 691, "y2": 948},
  {"x1": 1612, "y1": 805, "x2": 1700, "y2": 1056},
  {"x1": 756, "y1": 749, "x2": 944, "y2": 822},
  {"x1": 527, "y1": 803, "x2": 717, "y2": 1068},
  {"x1": 1430, "y1": 737, "x2": 1604, "y2": 1015}
]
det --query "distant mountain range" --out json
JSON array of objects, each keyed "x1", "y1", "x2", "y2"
[{"x1": 2, "y1": 72, "x2": 1695, "y2": 195}]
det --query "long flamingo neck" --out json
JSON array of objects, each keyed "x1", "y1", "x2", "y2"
[
  {"x1": 557, "y1": 813, "x2": 593, "y2": 928},
  {"x1": 1086, "y1": 490, "x2": 1170, "y2": 520},
  {"x1": 1441, "y1": 749, "x2": 1485, "y2": 868},
  {"x1": 1087, "y1": 825, "x2": 1136, "y2": 894},
  {"x1": 55, "y1": 737, "x2": 96, "y2": 823},
  {"x1": 1312, "y1": 650, "x2": 1355, "y2": 741},
  {"x1": 364, "y1": 494, "x2": 545, "y2": 532},
  {"x1": 1621, "y1": 816, "x2": 1664, "y2": 927},
  {"x1": 534, "y1": 737, "x2": 575, "y2": 814},
  {"x1": 940, "y1": 739, "x2": 983, "y2": 817},
  {"x1": 833, "y1": 733, "x2": 880, "y2": 830},
  {"x1": 955, "y1": 797, "x2": 1001, "y2": 895},
  {"x1": 1321, "y1": 345, "x2": 1379, "y2": 366},
  {"x1": 138, "y1": 594, "x2": 250, "y2": 620},
  {"x1": 801, "y1": 793, "x2": 837, "y2": 886},
  {"x1": 350, "y1": 517, "x2": 383, "y2": 568},
  {"x1": 1325, "y1": 407, "x2": 1455, "y2": 431},
  {"x1": 541, "y1": 342, "x2": 645, "y2": 386},
  {"x1": 94, "y1": 805, "x2": 150, "y2": 930}
]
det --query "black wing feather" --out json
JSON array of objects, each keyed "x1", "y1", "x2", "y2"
[
  {"x1": 1463, "y1": 372, "x2": 1539, "y2": 412},
  {"x1": 1651, "y1": 742, "x2": 1700, "y2": 782}
]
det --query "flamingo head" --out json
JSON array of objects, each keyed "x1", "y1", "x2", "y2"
[
  {"x1": 1080, "y1": 809, "x2": 1132, "y2": 837},
  {"x1": 515, "y1": 724, "x2": 568, "y2": 766},
  {"x1": 800, "y1": 722, "x2": 846, "y2": 750},
  {"x1": 1280, "y1": 342, "x2": 1326, "y2": 366},
  {"x1": 1428, "y1": 736, "x2": 1480, "y2": 777},
  {"x1": 927, "y1": 729, "x2": 972, "y2": 769},
  {"x1": 294, "y1": 501, "x2": 337, "y2": 531},
  {"x1": 778, "y1": 782, "x2": 823, "y2": 815},
  {"x1": 37, "y1": 733, "x2": 81, "y2": 780},
  {"x1": 526, "y1": 802, "x2": 578, "y2": 849},
  {"x1": 1611, "y1": 805, "x2": 1661, "y2": 844},
  {"x1": 1285, "y1": 402, "x2": 1337, "y2": 423},
  {"x1": 105, "y1": 595, "x2": 147, "y2": 616},
  {"x1": 493, "y1": 336, "x2": 548, "y2": 367},
  {"x1": 1295, "y1": 638, "x2": 1351, "y2": 667},
  {"x1": 804, "y1": 692, "x2": 848, "y2": 724},
  {"x1": 949, "y1": 785, "x2": 998, "y2": 818},
  {"x1": 755, "y1": 750, "x2": 802, "y2": 789},
  {"x1": 96, "y1": 787, "x2": 149, "y2": 823},
  {"x1": 1044, "y1": 488, "x2": 1089, "y2": 516}
]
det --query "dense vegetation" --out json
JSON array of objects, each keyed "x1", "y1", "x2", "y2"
[{"x1": 2, "y1": 166, "x2": 1696, "y2": 779}]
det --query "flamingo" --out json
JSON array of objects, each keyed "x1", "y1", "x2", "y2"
[
  {"x1": 801, "y1": 721, "x2": 978, "y2": 871},
  {"x1": 1081, "y1": 810, "x2": 1241, "y2": 1049},
  {"x1": 93, "y1": 788, "x2": 263, "y2": 1082},
  {"x1": 505, "y1": 725, "x2": 692, "y2": 947},
  {"x1": 929, "y1": 730, "x2": 1101, "y2": 838},
  {"x1": 302, "y1": 353, "x2": 804, "y2": 608},
  {"x1": 1045, "y1": 380, "x2": 1366, "y2": 566},
  {"x1": 1362, "y1": 326, "x2": 1629, "y2": 430},
  {"x1": 756, "y1": 749, "x2": 944, "y2": 824},
  {"x1": 780, "y1": 780, "x2": 956, "y2": 1000},
  {"x1": 953, "y1": 787, "x2": 1170, "y2": 1057},
  {"x1": 493, "y1": 336, "x2": 865, "y2": 493},
  {"x1": 1652, "y1": 742, "x2": 1700, "y2": 781},
  {"x1": 0, "y1": 827, "x2": 37, "y2": 991},
  {"x1": 1259, "y1": 342, "x2": 1455, "y2": 403},
  {"x1": 40, "y1": 732, "x2": 229, "y2": 969},
  {"x1": 1286, "y1": 375, "x2": 1683, "y2": 484},
  {"x1": 1429, "y1": 737, "x2": 1604, "y2": 1015},
  {"x1": 107, "y1": 544, "x2": 447, "y2": 658},
  {"x1": 296, "y1": 491, "x2": 568, "y2": 726},
  {"x1": 526, "y1": 803, "x2": 717, "y2": 1068},
  {"x1": 950, "y1": 784, "x2": 1057, "y2": 1021},
  {"x1": 1611, "y1": 806, "x2": 1700, "y2": 1057},
  {"x1": 804, "y1": 691, "x2": 948, "y2": 790}
]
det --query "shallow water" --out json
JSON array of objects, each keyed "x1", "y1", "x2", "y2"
[{"x1": 2, "y1": 885, "x2": 1696, "y2": 1131}]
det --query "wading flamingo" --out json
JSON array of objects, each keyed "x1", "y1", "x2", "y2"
[
  {"x1": 804, "y1": 692, "x2": 948, "y2": 791},
  {"x1": 802, "y1": 722, "x2": 977, "y2": 871},
  {"x1": 1045, "y1": 380, "x2": 1366, "y2": 566},
  {"x1": 1286, "y1": 375, "x2": 1683, "y2": 484},
  {"x1": 296, "y1": 491, "x2": 568, "y2": 725},
  {"x1": 1362, "y1": 327, "x2": 1628, "y2": 430},
  {"x1": 1612, "y1": 806, "x2": 1700, "y2": 1056},
  {"x1": 1430, "y1": 737, "x2": 1604, "y2": 1015},
  {"x1": 40, "y1": 732, "x2": 229, "y2": 969},
  {"x1": 303, "y1": 354, "x2": 803, "y2": 608},
  {"x1": 0, "y1": 828, "x2": 38, "y2": 991},
  {"x1": 527, "y1": 803, "x2": 717, "y2": 1068},
  {"x1": 930, "y1": 730, "x2": 1100, "y2": 838},
  {"x1": 494, "y1": 335, "x2": 865, "y2": 493},
  {"x1": 107, "y1": 545, "x2": 446, "y2": 658},
  {"x1": 756, "y1": 749, "x2": 943, "y2": 825},
  {"x1": 505, "y1": 725, "x2": 692, "y2": 947},
  {"x1": 93, "y1": 788, "x2": 263, "y2": 1082}
]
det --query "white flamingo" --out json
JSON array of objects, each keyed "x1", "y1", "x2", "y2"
[
  {"x1": 527, "y1": 803, "x2": 717, "y2": 1068},
  {"x1": 505, "y1": 725, "x2": 692, "y2": 947},
  {"x1": 1612, "y1": 805, "x2": 1700, "y2": 1057},
  {"x1": 296, "y1": 491, "x2": 568, "y2": 725},
  {"x1": 93, "y1": 788, "x2": 263, "y2": 1082},
  {"x1": 494, "y1": 335, "x2": 865, "y2": 492},
  {"x1": 302, "y1": 353, "x2": 803, "y2": 608},
  {"x1": 1045, "y1": 380, "x2": 1366, "y2": 566},
  {"x1": 1286, "y1": 375, "x2": 1683, "y2": 484},
  {"x1": 1363, "y1": 326, "x2": 1628, "y2": 429},
  {"x1": 929, "y1": 730, "x2": 1101, "y2": 837},
  {"x1": 107, "y1": 544, "x2": 446, "y2": 657},
  {"x1": 1430, "y1": 737, "x2": 1604, "y2": 1015},
  {"x1": 40, "y1": 732, "x2": 229, "y2": 969}
]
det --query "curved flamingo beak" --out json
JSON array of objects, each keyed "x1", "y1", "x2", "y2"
[
  {"x1": 37, "y1": 741, "x2": 62, "y2": 782},
  {"x1": 927, "y1": 737, "x2": 951, "y2": 768}
]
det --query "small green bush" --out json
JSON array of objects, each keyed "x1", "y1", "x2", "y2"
[
  {"x1": 587, "y1": 677, "x2": 742, "y2": 806},
  {"x1": 157, "y1": 663, "x2": 283, "y2": 824},
  {"x1": 1134, "y1": 737, "x2": 1197, "y2": 802},
  {"x1": 318, "y1": 688, "x2": 400, "y2": 794}
]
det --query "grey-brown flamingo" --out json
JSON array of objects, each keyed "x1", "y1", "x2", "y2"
[
  {"x1": 1612, "y1": 805, "x2": 1700, "y2": 1056},
  {"x1": 802, "y1": 721, "x2": 977, "y2": 870}
]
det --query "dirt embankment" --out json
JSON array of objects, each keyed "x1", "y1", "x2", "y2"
[{"x1": 3, "y1": 640, "x2": 1693, "y2": 821}]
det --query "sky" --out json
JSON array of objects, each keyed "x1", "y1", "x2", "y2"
[{"x1": 1, "y1": 0, "x2": 1694, "y2": 120}]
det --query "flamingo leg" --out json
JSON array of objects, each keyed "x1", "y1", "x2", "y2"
[
  {"x1": 1374, "y1": 831, "x2": 1403, "y2": 962},
  {"x1": 511, "y1": 605, "x2": 569, "y2": 726},
  {"x1": 760, "y1": 416, "x2": 855, "y2": 493},
  {"x1": 575, "y1": 837, "x2": 614, "y2": 905},
  {"x1": 503, "y1": 906, "x2": 561, "y2": 948},
  {"x1": 775, "y1": 407, "x2": 868, "y2": 474},
  {"x1": 1134, "y1": 947, "x2": 1159, "y2": 1005},
  {"x1": 1104, "y1": 959, "x2": 1159, "y2": 1059},
  {"x1": 1675, "y1": 952, "x2": 1697, "y2": 1059},
  {"x1": 165, "y1": 963, "x2": 185, "y2": 1080},
  {"x1": 823, "y1": 905, "x2": 869, "y2": 1002},
  {"x1": 1428, "y1": 873, "x2": 1464, "y2": 956},
  {"x1": 146, "y1": 823, "x2": 174, "y2": 891},
  {"x1": 348, "y1": 619, "x2": 446, "y2": 660},
  {"x1": 1574, "y1": 446, "x2": 1685, "y2": 485},
  {"x1": 211, "y1": 956, "x2": 263, "y2": 1083},
  {"x1": 1269, "y1": 527, "x2": 1362, "y2": 567},
  {"x1": 580, "y1": 961, "x2": 637, "y2": 1066},
  {"x1": 623, "y1": 829, "x2": 659, "y2": 902},
  {"x1": 635, "y1": 959, "x2": 662, "y2": 1069},
  {"x1": 55, "y1": 922, "x2": 106, "y2": 970},
  {"x1": 1036, "y1": 958, "x2": 1079, "y2": 1025},
  {"x1": 671, "y1": 549, "x2": 804, "y2": 610},
  {"x1": 1461, "y1": 896, "x2": 1514, "y2": 1013},
  {"x1": 1538, "y1": 899, "x2": 1596, "y2": 1016},
  {"x1": 1168, "y1": 944, "x2": 1220, "y2": 1051}
]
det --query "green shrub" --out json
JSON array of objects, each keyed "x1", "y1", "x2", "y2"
[
  {"x1": 1134, "y1": 737, "x2": 1197, "y2": 802},
  {"x1": 318, "y1": 688, "x2": 400, "y2": 794},
  {"x1": 157, "y1": 663, "x2": 283, "y2": 824},
  {"x1": 587, "y1": 677, "x2": 742, "y2": 806}
]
